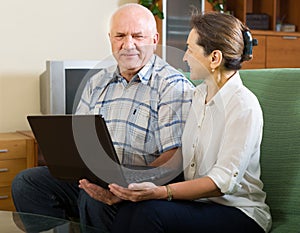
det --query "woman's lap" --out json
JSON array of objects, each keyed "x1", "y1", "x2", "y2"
[{"x1": 112, "y1": 200, "x2": 264, "y2": 233}]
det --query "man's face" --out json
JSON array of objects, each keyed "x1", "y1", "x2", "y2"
[{"x1": 109, "y1": 12, "x2": 158, "y2": 76}]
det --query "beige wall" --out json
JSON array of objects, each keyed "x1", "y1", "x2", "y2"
[{"x1": 0, "y1": 0, "x2": 137, "y2": 133}]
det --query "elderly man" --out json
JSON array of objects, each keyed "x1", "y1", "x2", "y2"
[{"x1": 12, "y1": 3, "x2": 194, "y2": 232}]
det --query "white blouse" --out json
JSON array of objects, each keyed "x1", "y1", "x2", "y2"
[{"x1": 182, "y1": 72, "x2": 271, "y2": 232}]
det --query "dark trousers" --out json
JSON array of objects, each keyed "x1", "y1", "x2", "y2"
[
  {"x1": 111, "y1": 200, "x2": 265, "y2": 233},
  {"x1": 11, "y1": 166, "x2": 116, "y2": 233}
]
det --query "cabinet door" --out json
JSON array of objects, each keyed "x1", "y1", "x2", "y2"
[
  {"x1": 0, "y1": 159, "x2": 27, "y2": 186},
  {"x1": 0, "y1": 186, "x2": 15, "y2": 210},
  {"x1": 266, "y1": 35, "x2": 300, "y2": 68},
  {"x1": 242, "y1": 35, "x2": 266, "y2": 69},
  {"x1": 0, "y1": 140, "x2": 27, "y2": 160}
]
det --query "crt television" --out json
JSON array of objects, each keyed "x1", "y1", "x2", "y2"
[{"x1": 40, "y1": 59, "x2": 116, "y2": 114}]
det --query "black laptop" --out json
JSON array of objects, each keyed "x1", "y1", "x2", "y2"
[{"x1": 27, "y1": 115, "x2": 181, "y2": 188}]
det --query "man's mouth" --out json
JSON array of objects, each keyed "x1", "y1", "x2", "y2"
[{"x1": 121, "y1": 53, "x2": 138, "y2": 57}]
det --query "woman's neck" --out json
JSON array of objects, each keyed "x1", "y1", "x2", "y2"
[{"x1": 205, "y1": 70, "x2": 236, "y2": 103}]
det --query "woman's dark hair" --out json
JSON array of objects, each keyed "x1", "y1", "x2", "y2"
[{"x1": 190, "y1": 11, "x2": 253, "y2": 70}]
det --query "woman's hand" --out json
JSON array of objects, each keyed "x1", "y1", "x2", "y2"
[
  {"x1": 109, "y1": 182, "x2": 165, "y2": 202},
  {"x1": 79, "y1": 179, "x2": 122, "y2": 205}
]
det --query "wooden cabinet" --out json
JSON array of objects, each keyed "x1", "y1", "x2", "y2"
[
  {"x1": 224, "y1": 0, "x2": 300, "y2": 33},
  {"x1": 157, "y1": 0, "x2": 300, "y2": 69},
  {"x1": 223, "y1": 0, "x2": 300, "y2": 68},
  {"x1": 17, "y1": 130, "x2": 45, "y2": 167},
  {"x1": 266, "y1": 34, "x2": 300, "y2": 68},
  {"x1": 0, "y1": 132, "x2": 35, "y2": 211}
]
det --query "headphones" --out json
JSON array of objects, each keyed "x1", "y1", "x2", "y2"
[{"x1": 243, "y1": 30, "x2": 258, "y2": 56}]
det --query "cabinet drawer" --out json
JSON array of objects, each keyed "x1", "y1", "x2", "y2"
[
  {"x1": 0, "y1": 140, "x2": 27, "y2": 160},
  {"x1": 0, "y1": 186, "x2": 15, "y2": 211},
  {"x1": 266, "y1": 36, "x2": 300, "y2": 68},
  {"x1": 0, "y1": 159, "x2": 26, "y2": 186}
]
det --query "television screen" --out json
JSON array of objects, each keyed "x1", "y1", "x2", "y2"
[
  {"x1": 65, "y1": 69, "x2": 101, "y2": 114},
  {"x1": 40, "y1": 59, "x2": 116, "y2": 114}
]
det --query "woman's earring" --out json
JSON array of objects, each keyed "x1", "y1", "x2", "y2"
[{"x1": 211, "y1": 68, "x2": 215, "y2": 73}]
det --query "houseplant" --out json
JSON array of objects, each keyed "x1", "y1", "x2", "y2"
[
  {"x1": 139, "y1": 0, "x2": 164, "y2": 19},
  {"x1": 207, "y1": 0, "x2": 226, "y2": 13}
]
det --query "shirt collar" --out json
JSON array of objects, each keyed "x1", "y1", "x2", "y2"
[
  {"x1": 194, "y1": 72, "x2": 243, "y2": 109},
  {"x1": 137, "y1": 54, "x2": 156, "y2": 84},
  {"x1": 110, "y1": 55, "x2": 156, "y2": 85},
  {"x1": 216, "y1": 72, "x2": 243, "y2": 107}
]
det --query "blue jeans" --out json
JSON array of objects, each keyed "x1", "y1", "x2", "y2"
[
  {"x1": 11, "y1": 166, "x2": 117, "y2": 233},
  {"x1": 111, "y1": 200, "x2": 265, "y2": 233}
]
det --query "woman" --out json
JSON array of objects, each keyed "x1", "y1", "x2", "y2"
[{"x1": 108, "y1": 11, "x2": 272, "y2": 233}]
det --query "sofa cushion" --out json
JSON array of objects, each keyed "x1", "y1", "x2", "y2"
[{"x1": 240, "y1": 68, "x2": 300, "y2": 232}]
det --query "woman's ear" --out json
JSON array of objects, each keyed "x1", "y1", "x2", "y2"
[{"x1": 210, "y1": 50, "x2": 222, "y2": 70}]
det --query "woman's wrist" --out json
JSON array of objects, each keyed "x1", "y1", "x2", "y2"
[
  {"x1": 155, "y1": 185, "x2": 168, "y2": 200},
  {"x1": 165, "y1": 185, "x2": 173, "y2": 201},
  {"x1": 155, "y1": 185, "x2": 175, "y2": 201},
  {"x1": 156, "y1": 185, "x2": 173, "y2": 201}
]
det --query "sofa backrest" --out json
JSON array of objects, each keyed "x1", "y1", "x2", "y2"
[{"x1": 239, "y1": 68, "x2": 300, "y2": 232}]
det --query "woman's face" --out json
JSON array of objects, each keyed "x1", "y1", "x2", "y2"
[{"x1": 183, "y1": 29, "x2": 211, "y2": 80}]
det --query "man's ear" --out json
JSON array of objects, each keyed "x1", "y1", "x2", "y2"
[
  {"x1": 153, "y1": 33, "x2": 159, "y2": 51},
  {"x1": 210, "y1": 50, "x2": 222, "y2": 70},
  {"x1": 153, "y1": 33, "x2": 159, "y2": 45}
]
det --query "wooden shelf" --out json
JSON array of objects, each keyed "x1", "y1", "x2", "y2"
[
  {"x1": 157, "y1": 0, "x2": 300, "y2": 69},
  {"x1": 206, "y1": 0, "x2": 300, "y2": 68},
  {"x1": 226, "y1": 0, "x2": 300, "y2": 34},
  {"x1": 251, "y1": 30, "x2": 300, "y2": 37}
]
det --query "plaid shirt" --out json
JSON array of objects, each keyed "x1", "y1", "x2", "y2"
[{"x1": 76, "y1": 55, "x2": 194, "y2": 165}]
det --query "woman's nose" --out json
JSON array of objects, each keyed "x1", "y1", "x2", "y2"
[{"x1": 183, "y1": 51, "x2": 188, "y2": 62}]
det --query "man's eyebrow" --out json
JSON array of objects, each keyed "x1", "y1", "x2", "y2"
[{"x1": 115, "y1": 32, "x2": 143, "y2": 35}]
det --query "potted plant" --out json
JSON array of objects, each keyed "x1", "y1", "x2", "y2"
[
  {"x1": 139, "y1": 0, "x2": 164, "y2": 19},
  {"x1": 207, "y1": 0, "x2": 226, "y2": 13}
]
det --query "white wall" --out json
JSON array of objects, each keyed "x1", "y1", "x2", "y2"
[{"x1": 0, "y1": 0, "x2": 137, "y2": 133}]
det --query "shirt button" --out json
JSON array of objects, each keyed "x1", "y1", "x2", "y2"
[{"x1": 191, "y1": 162, "x2": 195, "y2": 167}]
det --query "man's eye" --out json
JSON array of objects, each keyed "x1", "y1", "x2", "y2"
[
  {"x1": 133, "y1": 35, "x2": 144, "y2": 40},
  {"x1": 114, "y1": 35, "x2": 125, "y2": 40}
]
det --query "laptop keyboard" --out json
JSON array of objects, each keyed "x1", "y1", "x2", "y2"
[{"x1": 122, "y1": 166, "x2": 173, "y2": 184}]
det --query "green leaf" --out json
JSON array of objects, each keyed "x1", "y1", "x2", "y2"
[
  {"x1": 157, "y1": 11, "x2": 164, "y2": 19},
  {"x1": 139, "y1": 0, "x2": 164, "y2": 20},
  {"x1": 139, "y1": 0, "x2": 152, "y2": 7}
]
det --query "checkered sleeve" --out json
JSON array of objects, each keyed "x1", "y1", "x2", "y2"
[{"x1": 153, "y1": 65, "x2": 194, "y2": 154}]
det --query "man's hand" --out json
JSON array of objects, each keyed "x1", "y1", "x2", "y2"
[{"x1": 79, "y1": 179, "x2": 122, "y2": 205}]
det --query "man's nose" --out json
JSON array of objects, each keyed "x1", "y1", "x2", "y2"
[{"x1": 122, "y1": 36, "x2": 135, "y2": 50}]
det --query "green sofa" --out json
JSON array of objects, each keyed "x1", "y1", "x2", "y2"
[
  {"x1": 189, "y1": 68, "x2": 300, "y2": 232},
  {"x1": 241, "y1": 69, "x2": 300, "y2": 233}
]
